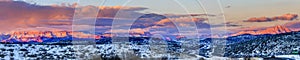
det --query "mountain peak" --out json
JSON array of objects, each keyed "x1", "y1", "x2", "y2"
[
  {"x1": 267, "y1": 25, "x2": 291, "y2": 33},
  {"x1": 231, "y1": 25, "x2": 291, "y2": 36}
]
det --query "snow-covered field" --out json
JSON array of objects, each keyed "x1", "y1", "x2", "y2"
[
  {"x1": 0, "y1": 43, "x2": 298, "y2": 60},
  {"x1": 0, "y1": 43, "x2": 203, "y2": 60},
  {"x1": 276, "y1": 55, "x2": 300, "y2": 60},
  {"x1": 0, "y1": 44, "x2": 115, "y2": 60}
]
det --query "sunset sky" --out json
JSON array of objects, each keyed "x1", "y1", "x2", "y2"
[{"x1": 1, "y1": 0, "x2": 300, "y2": 38}]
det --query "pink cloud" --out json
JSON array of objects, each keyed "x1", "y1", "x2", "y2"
[
  {"x1": 283, "y1": 21, "x2": 300, "y2": 31},
  {"x1": 0, "y1": 0, "x2": 12, "y2": 1},
  {"x1": 0, "y1": 1, "x2": 74, "y2": 31},
  {"x1": 155, "y1": 17, "x2": 209, "y2": 28},
  {"x1": 0, "y1": 1, "x2": 147, "y2": 32},
  {"x1": 244, "y1": 13, "x2": 298, "y2": 22}
]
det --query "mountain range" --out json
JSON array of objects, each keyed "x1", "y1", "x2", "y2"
[
  {"x1": 199, "y1": 26, "x2": 300, "y2": 58},
  {"x1": 0, "y1": 31, "x2": 106, "y2": 43},
  {"x1": 225, "y1": 30, "x2": 300, "y2": 58},
  {"x1": 231, "y1": 25, "x2": 292, "y2": 36},
  {"x1": 0, "y1": 24, "x2": 297, "y2": 44}
]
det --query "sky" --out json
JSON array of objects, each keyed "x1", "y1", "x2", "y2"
[
  {"x1": 1, "y1": 0, "x2": 300, "y2": 38},
  {"x1": 23, "y1": 0, "x2": 206, "y2": 14}
]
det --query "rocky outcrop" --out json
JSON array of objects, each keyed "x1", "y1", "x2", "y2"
[{"x1": 0, "y1": 31, "x2": 108, "y2": 43}]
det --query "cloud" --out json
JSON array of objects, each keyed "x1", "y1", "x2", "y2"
[
  {"x1": 75, "y1": 6, "x2": 147, "y2": 18},
  {"x1": 129, "y1": 28, "x2": 149, "y2": 35},
  {"x1": 163, "y1": 14, "x2": 216, "y2": 18},
  {"x1": 0, "y1": 0, "x2": 13, "y2": 1},
  {"x1": 0, "y1": 1, "x2": 147, "y2": 32},
  {"x1": 133, "y1": 16, "x2": 210, "y2": 37},
  {"x1": 154, "y1": 17, "x2": 210, "y2": 28},
  {"x1": 0, "y1": 1, "x2": 74, "y2": 31},
  {"x1": 129, "y1": 17, "x2": 210, "y2": 29},
  {"x1": 283, "y1": 21, "x2": 300, "y2": 31},
  {"x1": 224, "y1": 22, "x2": 241, "y2": 27},
  {"x1": 244, "y1": 13, "x2": 298, "y2": 22},
  {"x1": 0, "y1": 1, "x2": 215, "y2": 38},
  {"x1": 128, "y1": 13, "x2": 214, "y2": 28},
  {"x1": 101, "y1": 15, "x2": 213, "y2": 37}
]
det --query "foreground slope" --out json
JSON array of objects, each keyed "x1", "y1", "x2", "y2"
[{"x1": 225, "y1": 31, "x2": 300, "y2": 58}]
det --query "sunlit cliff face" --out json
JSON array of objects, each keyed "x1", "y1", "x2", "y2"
[{"x1": 0, "y1": 31, "x2": 113, "y2": 43}]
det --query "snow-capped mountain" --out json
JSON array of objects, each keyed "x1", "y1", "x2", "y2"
[
  {"x1": 231, "y1": 25, "x2": 292, "y2": 36},
  {"x1": 0, "y1": 31, "x2": 106, "y2": 43}
]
